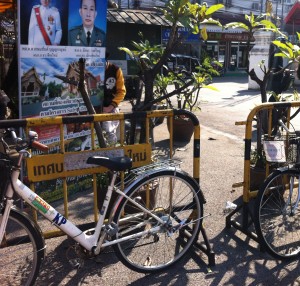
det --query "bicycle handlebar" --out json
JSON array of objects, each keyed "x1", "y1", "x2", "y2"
[
  {"x1": 5, "y1": 128, "x2": 49, "y2": 153},
  {"x1": 275, "y1": 116, "x2": 300, "y2": 146},
  {"x1": 31, "y1": 140, "x2": 49, "y2": 153}
]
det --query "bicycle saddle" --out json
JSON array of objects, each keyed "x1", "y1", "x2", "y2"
[{"x1": 87, "y1": 156, "x2": 132, "y2": 171}]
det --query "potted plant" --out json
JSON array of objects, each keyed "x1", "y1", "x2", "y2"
[{"x1": 153, "y1": 67, "x2": 216, "y2": 142}]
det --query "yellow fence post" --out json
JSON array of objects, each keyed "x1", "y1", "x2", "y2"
[{"x1": 226, "y1": 101, "x2": 300, "y2": 243}]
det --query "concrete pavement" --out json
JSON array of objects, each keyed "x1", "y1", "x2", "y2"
[{"x1": 34, "y1": 74, "x2": 300, "y2": 285}]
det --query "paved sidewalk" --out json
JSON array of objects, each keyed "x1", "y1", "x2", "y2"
[{"x1": 34, "y1": 75, "x2": 300, "y2": 286}]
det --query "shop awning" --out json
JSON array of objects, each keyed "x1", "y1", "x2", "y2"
[
  {"x1": 107, "y1": 9, "x2": 174, "y2": 26},
  {"x1": 284, "y1": 0, "x2": 300, "y2": 25},
  {"x1": 107, "y1": 9, "x2": 248, "y2": 27}
]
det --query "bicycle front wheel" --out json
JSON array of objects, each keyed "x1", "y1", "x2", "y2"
[
  {"x1": 254, "y1": 169, "x2": 300, "y2": 260},
  {"x1": 112, "y1": 169, "x2": 203, "y2": 273},
  {"x1": 0, "y1": 208, "x2": 45, "y2": 285}
]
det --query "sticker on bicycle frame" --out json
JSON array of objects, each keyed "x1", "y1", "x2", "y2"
[
  {"x1": 52, "y1": 212, "x2": 67, "y2": 226},
  {"x1": 263, "y1": 140, "x2": 286, "y2": 163},
  {"x1": 31, "y1": 195, "x2": 51, "y2": 214}
]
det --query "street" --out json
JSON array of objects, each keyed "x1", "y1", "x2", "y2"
[
  {"x1": 33, "y1": 74, "x2": 300, "y2": 286},
  {"x1": 199, "y1": 74, "x2": 261, "y2": 139}
]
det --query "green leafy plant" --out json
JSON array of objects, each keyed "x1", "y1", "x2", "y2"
[
  {"x1": 153, "y1": 68, "x2": 217, "y2": 113},
  {"x1": 225, "y1": 14, "x2": 300, "y2": 170},
  {"x1": 250, "y1": 147, "x2": 266, "y2": 169},
  {"x1": 119, "y1": 1, "x2": 224, "y2": 142},
  {"x1": 120, "y1": 2, "x2": 223, "y2": 110},
  {"x1": 273, "y1": 32, "x2": 300, "y2": 62}
]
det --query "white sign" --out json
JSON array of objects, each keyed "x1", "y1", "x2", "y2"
[
  {"x1": 110, "y1": 60, "x2": 128, "y2": 76},
  {"x1": 263, "y1": 141, "x2": 286, "y2": 163}
]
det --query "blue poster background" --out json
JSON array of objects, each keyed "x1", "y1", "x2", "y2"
[{"x1": 68, "y1": 0, "x2": 107, "y2": 32}]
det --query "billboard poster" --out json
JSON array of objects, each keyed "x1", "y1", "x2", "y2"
[{"x1": 18, "y1": 0, "x2": 107, "y2": 146}]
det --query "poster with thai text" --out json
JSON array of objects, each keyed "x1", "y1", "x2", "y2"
[{"x1": 18, "y1": 0, "x2": 107, "y2": 146}]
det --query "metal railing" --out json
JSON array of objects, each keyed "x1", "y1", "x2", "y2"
[
  {"x1": 226, "y1": 101, "x2": 300, "y2": 242},
  {"x1": 0, "y1": 109, "x2": 201, "y2": 235}
]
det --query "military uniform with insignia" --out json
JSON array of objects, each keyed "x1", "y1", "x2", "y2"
[
  {"x1": 68, "y1": 25, "x2": 106, "y2": 47},
  {"x1": 28, "y1": 4, "x2": 62, "y2": 45}
]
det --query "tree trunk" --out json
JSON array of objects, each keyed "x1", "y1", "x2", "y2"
[
  {"x1": 137, "y1": 70, "x2": 155, "y2": 143},
  {"x1": 143, "y1": 70, "x2": 155, "y2": 109},
  {"x1": 78, "y1": 58, "x2": 106, "y2": 148},
  {"x1": 260, "y1": 73, "x2": 270, "y2": 103},
  {"x1": 248, "y1": 68, "x2": 270, "y2": 103},
  {"x1": 2, "y1": 49, "x2": 18, "y2": 118}
]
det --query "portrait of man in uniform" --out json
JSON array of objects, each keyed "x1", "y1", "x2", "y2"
[
  {"x1": 28, "y1": 0, "x2": 62, "y2": 46},
  {"x1": 68, "y1": 0, "x2": 106, "y2": 47}
]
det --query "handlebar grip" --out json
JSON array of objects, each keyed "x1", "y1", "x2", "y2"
[{"x1": 32, "y1": 141, "x2": 49, "y2": 153}]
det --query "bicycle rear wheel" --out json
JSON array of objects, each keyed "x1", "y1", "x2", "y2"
[
  {"x1": 0, "y1": 208, "x2": 45, "y2": 285},
  {"x1": 112, "y1": 169, "x2": 203, "y2": 273},
  {"x1": 254, "y1": 169, "x2": 300, "y2": 259}
]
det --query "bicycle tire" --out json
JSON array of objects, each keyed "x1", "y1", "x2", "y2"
[
  {"x1": 0, "y1": 207, "x2": 45, "y2": 285},
  {"x1": 254, "y1": 169, "x2": 300, "y2": 260},
  {"x1": 112, "y1": 169, "x2": 203, "y2": 273}
]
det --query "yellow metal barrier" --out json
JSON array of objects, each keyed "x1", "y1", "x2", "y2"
[
  {"x1": 226, "y1": 101, "x2": 300, "y2": 242},
  {"x1": 0, "y1": 108, "x2": 216, "y2": 265},
  {"x1": 0, "y1": 109, "x2": 201, "y2": 232}
]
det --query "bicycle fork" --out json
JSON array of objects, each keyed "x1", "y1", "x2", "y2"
[
  {"x1": 0, "y1": 198, "x2": 13, "y2": 244},
  {"x1": 0, "y1": 171, "x2": 19, "y2": 244},
  {"x1": 286, "y1": 174, "x2": 300, "y2": 216}
]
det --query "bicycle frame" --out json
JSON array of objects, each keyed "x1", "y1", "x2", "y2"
[{"x1": 0, "y1": 160, "x2": 166, "y2": 255}]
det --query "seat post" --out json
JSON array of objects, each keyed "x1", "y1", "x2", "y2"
[{"x1": 108, "y1": 171, "x2": 118, "y2": 189}]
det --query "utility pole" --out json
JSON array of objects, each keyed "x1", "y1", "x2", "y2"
[
  {"x1": 260, "y1": 0, "x2": 264, "y2": 13},
  {"x1": 281, "y1": 0, "x2": 284, "y2": 29}
]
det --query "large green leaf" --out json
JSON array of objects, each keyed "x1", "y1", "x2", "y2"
[
  {"x1": 259, "y1": 20, "x2": 277, "y2": 30},
  {"x1": 201, "y1": 27, "x2": 207, "y2": 41},
  {"x1": 274, "y1": 52, "x2": 290, "y2": 59},
  {"x1": 205, "y1": 4, "x2": 224, "y2": 15},
  {"x1": 118, "y1": 47, "x2": 134, "y2": 59},
  {"x1": 273, "y1": 40, "x2": 293, "y2": 58}
]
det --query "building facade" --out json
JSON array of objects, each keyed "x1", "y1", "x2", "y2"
[
  {"x1": 200, "y1": 0, "x2": 294, "y2": 70},
  {"x1": 108, "y1": 0, "x2": 296, "y2": 74}
]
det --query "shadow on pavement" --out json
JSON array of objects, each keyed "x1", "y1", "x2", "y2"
[{"x1": 36, "y1": 235, "x2": 211, "y2": 286}]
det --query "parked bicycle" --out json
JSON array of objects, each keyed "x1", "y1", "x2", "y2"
[
  {"x1": 0, "y1": 128, "x2": 204, "y2": 285},
  {"x1": 254, "y1": 110, "x2": 300, "y2": 260}
]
